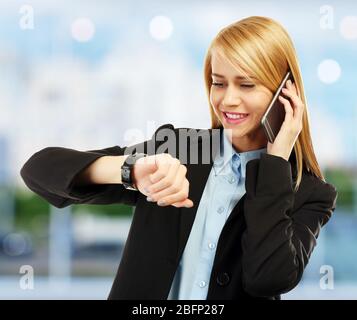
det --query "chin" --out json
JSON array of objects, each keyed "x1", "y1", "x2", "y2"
[
  {"x1": 221, "y1": 126, "x2": 246, "y2": 138},
  {"x1": 223, "y1": 122, "x2": 258, "y2": 137}
]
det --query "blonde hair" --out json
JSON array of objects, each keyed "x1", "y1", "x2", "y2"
[{"x1": 203, "y1": 16, "x2": 325, "y2": 192}]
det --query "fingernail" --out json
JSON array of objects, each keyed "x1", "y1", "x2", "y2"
[
  {"x1": 185, "y1": 204, "x2": 191, "y2": 208},
  {"x1": 158, "y1": 200, "x2": 166, "y2": 206},
  {"x1": 146, "y1": 197, "x2": 153, "y2": 202},
  {"x1": 144, "y1": 187, "x2": 150, "y2": 193}
]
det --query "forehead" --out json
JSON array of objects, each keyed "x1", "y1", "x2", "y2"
[{"x1": 210, "y1": 49, "x2": 253, "y2": 79}]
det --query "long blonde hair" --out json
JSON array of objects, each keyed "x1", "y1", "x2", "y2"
[{"x1": 203, "y1": 16, "x2": 325, "y2": 192}]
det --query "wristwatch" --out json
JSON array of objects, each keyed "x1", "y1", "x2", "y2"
[{"x1": 121, "y1": 153, "x2": 147, "y2": 190}]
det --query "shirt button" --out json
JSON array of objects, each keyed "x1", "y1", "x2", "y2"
[
  {"x1": 217, "y1": 206, "x2": 225, "y2": 214},
  {"x1": 208, "y1": 243, "x2": 216, "y2": 250},
  {"x1": 216, "y1": 273, "x2": 230, "y2": 286},
  {"x1": 228, "y1": 176, "x2": 236, "y2": 184},
  {"x1": 199, "y1": 281, "x2": 206, "y2": 288}
]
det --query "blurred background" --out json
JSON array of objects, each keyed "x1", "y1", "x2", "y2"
[{"x1": 0, "y1": 0, "x2": 356, "y2": 299}]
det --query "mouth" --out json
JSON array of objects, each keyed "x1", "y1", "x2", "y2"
[{"x1": 222, "y1": 111, "x2": 249, "y2": 125}]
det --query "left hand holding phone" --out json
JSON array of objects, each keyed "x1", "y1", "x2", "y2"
[{"x1": 266, "y1": 79, "x2": 305, "y2": 161}]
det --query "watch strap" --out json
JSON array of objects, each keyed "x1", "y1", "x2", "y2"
[{"x1": 121, "y1": 153, "x2": 147, "y2": 190}]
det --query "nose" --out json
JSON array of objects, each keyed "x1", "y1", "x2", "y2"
[{"x1": 222, "y1": 86, "x2": 242, "y2": 107}]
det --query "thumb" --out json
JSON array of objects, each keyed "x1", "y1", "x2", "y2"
[
  {"x1": 172, "y1": 199, "x2": 194, "y2": 208},
  {"x1": 184, "y1": 199, "x2": 194, "y2": 208}
]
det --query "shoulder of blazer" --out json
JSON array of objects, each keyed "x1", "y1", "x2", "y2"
[
  {"x1": 303, "y1": 172, "x2": 338, "y2": 206},
  {"x1": 278, "y1": 147, "x2": 337, "y2": 212},
  {"x1": 293, "y1": 170, "x2": 338, "y2": 227}
]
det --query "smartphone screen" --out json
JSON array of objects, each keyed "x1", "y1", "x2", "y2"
[{"x1": 260, "y1": 71, "x2": 294, "y2": 143}]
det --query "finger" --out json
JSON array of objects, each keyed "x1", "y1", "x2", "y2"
[
  {"x1": 287, "y1": 80, "x2": 302, "y2": 106},
  {"x1": 157, "y1": 190, "x2": 192, "y2": 207},
  {"x1": 281, "y1": 87, "x2": 304, "y2": 121},
  {"x1": 278, "y1": 95, "x2": 293, "y2": 121},
  {"x1": 149, "y1": 165, "x2": 186, "y2": 202},
  {"x1": 157, "y1": 179, "x2": 191, "y2": 206},
  {"x1": 151, "y1": 159, "x2": 182, "y2": 193},
  {"x1": 287, "y1": 80, "x2": 298, "y2": 95},
  {"x1": 149, "y1": 154, "x2": 173, "y2": 184},
  {"x1": 291, "y1": 81, "x2": 298, "y2": 95},
  {"x1": 282, "y1": 87, "x2": 302, "y2": 110}
]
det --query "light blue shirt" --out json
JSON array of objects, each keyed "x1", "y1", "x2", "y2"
[{"x1": 168, "y1": 129, "x2": 267, "y2": 300}]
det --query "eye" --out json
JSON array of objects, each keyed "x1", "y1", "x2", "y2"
[{"x1": 212, "y1": 83, "x2": 255, "y2": 89}]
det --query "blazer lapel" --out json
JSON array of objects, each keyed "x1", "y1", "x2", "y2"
[{"x1": 176, "y1": 127, "x2": 221, "y2": 260}]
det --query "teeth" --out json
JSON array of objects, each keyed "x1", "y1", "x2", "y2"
[{"x1": 225, "y1": 112, "x2": 248, "y2": 119}]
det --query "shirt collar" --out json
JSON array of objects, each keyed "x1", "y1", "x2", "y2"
[{"x1": 213, "y1": 129, "x2": 267, "y2": 179}]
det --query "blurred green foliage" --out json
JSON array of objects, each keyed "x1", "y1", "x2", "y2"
[
  {"x1": 324, "y1": 168, "x2": 354, "y2": 212},
  {"x1": 14, "y1": 189, "x2": 49, "y2": 231},
  {"x1": 14, "y1": 188, "x2": 133, "y2": 230}
]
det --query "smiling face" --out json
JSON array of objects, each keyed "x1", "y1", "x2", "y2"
[{"x1": 209, "y1": 50, "x2": 274, "y2": 152}]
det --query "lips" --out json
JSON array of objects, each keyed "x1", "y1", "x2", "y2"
[
  {"x1": 222, "y1": 111, "x2": 249, "y2": 116},
  {"x1": 222, "y1": 111, "x2": 249, "y2": 124}
]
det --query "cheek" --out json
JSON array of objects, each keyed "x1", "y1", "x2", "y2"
[
  {"x1": 256, "y1": 92, "x2": 273, "y2": 112},
  {"x1": 247, "y1": 95, "x2": 270, "y2": 115}
]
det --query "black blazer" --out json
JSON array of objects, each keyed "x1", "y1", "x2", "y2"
[{"x1": 20, "y1": 123, "x2": 338, "y2": 300}]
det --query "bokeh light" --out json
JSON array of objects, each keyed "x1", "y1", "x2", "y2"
[
  {"x1": 71, "y1": 18, "x2": 96, "y2": 42},
  {"x1": 340, "y1": 16, "x2": 357, "y2": 40},
  {"x1": 149, "y1": 15, "x2": 173, "y2": 41},
  {"x1": 317, "y1": 59, "x2": 341, "y2": 84}
]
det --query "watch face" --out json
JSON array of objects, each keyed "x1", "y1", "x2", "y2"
[{"x1": 122, "y1": 167, "x2": 131, "y2": 181}]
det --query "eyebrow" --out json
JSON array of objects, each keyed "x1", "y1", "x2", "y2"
[{"x1": 211, "y1": 73, "x2": 255, "y2": 80}]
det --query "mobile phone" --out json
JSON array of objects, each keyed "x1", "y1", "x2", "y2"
[{"x1": 261, "y1": 71, "x2": 294, "y2": 143}]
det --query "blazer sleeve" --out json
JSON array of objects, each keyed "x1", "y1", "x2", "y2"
[
  {"x1": 241, "y1": 153, "x2": 338, "y2": 297},
  {"x1": 20, "y1": 124, "x2": 173, "y2": 209}
]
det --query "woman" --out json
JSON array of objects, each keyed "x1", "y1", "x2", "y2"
[{"x1": 20, "y1": 16, "x2": 337, "y2": 300}]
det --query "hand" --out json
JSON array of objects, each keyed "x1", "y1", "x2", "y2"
[
  {"x1": 132, "y1": 153, "x2": 194, "y2": 208},
  {"x1": 267, "y1": 79, "x2": 305, "y2": 161}
]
